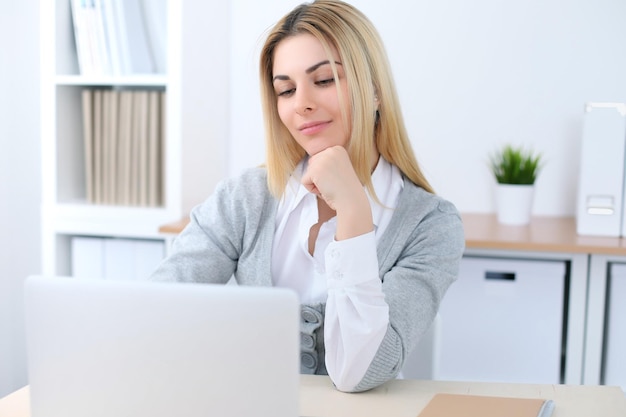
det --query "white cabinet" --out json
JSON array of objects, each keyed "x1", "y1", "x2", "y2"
[
  {"x1": 40, "y1": 1, "x2": 228, "y2": 276},
  {"x1": 436, "y1": 256, "x2": 566, "y2": 384},
  {"x1": 71, "y1": 236, "x2": 165, "y2": 280},
  {"x1": 603, "y1": 263, "x2": 626, "y2": 392}
]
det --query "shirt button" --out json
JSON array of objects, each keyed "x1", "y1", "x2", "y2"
[
  {"x1": 302, "y1": 309, "x2": 319, "y2": 324},
  {"x1": 301, "y1": 334, "x2": 316, "y2": 349},
  {"x1": 301, "y1": 352, "x2": 317, "y2": 370},
  {"x1": 333, "y1": 270, "x2": 343, "y2": 280},
  {"x1": 331, "y1": 249, "x2": 340, "y2": 259}
]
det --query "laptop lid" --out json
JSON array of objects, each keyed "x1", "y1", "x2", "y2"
[{"x1": 24, "y1": 275, "x2": 300, "y2": 417}]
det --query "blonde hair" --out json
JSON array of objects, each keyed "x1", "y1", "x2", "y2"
[{"x1": 260, "y1": 0, "x2": 434, "y2": 197}]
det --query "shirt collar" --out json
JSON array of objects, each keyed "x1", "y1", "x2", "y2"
[{"x1": 283, "y1": 158, "x2": 312, "y2": 213}]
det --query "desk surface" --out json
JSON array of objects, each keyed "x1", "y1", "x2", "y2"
[
  {"x1": 159, "y1": 213, "x2": 626, "y2": 256},
  {"x1": 462, "y1": 213, "x2": 626, "y2": 255},
  {"x1": 3, "y1": 375, "x2": 626, "y2": 417}
]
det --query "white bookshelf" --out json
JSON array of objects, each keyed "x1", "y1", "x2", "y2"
[{"x1": 39, "y1": 0, "x2": 229, "y2": 276}]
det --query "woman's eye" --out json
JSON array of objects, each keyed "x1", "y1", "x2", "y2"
[
  {"x1": 277, "y1": 88, "x2": 295, "y2": 97},
  {"x1": 316, "y1": 78, "x2": 335, "y2": 86}
]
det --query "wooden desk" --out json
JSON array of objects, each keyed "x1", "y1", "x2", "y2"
[
  {"x1": 2, "y1": 376, "x2": 626, "y2": 417},
  {"x1": 157, "y1": 213, "x2": 622, "y2": 256},
  {"x1": 158, "y1": 217, "x2": 189, "y2": 234},
  {"x1": 160, "y1": 213, "x2": 626, "y2": 256},
  {"x1": 462, "y1": 213, "x2": 626, "y2": 255}
]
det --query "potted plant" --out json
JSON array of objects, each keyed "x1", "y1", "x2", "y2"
[{"x1": 489, "y1": 144, "x2": 543, "y2": 225}]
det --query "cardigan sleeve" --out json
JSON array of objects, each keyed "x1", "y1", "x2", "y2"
[
  {"x1": 352, "y1": 196, "x2": 465, "y2": 392},
  {"x1": 149, "y1": 168, "x2": 272, "y2": 285}
]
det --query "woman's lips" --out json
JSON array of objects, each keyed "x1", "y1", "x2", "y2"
[{"x1": 298, "y1": 121, "x2": 330, "y2": 135}]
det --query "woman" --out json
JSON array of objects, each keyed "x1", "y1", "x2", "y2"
[{"x1": 151, "y1": 0, "x2": 464, "y2": 392}]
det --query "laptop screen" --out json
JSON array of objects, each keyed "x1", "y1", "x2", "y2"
[{"x1": 24, "y1": 275, "x2": 300, "y2": 417}]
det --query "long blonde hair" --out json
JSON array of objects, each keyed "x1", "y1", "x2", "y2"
[{"x1": 259, "y1": 0, "x2": 434, "y2": 197}]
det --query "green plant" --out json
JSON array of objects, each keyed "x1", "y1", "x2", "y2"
[{"x1": 489, "y1": 144, "x2": 543, "y2": 185}]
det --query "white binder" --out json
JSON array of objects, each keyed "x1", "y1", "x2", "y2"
[{"x1": 576, "y1": 103, "x2": 626, "y2": 237}]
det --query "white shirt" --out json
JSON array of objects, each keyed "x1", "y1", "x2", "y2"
[{"x1": 271, "y1": 156, "x2": 404, "y2": 391}]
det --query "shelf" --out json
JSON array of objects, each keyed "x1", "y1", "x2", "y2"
[
  {"x1": 55, "y1": 74, "x2": 168, "y2": 87},
  {"x1": 46, "y1": 203, "x2": 174, "y2": 238},
  {"x1": 41, "y1": 0, "x2": 228, "y2": 275}
]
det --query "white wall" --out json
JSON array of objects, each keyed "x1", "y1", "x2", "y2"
[
  {"x1": 230, "y1": 0, "x2": 626, "y2": 216},
  {"x1": 0, "y1": 0, "x2": 41, "y2": 397}
]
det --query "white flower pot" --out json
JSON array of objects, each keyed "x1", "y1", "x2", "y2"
[{"x1": 495, "y1": 184, "x2": 535, "y2": 225}]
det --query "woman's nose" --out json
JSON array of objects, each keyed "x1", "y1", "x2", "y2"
[{"x1": 294, "y1": 86, "x2": 315, "y2": 115}]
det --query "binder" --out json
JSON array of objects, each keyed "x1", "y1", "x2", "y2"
[
  {"x1": 576, "y1": 103, "x2": 626, "y2": 237},
  {"x1": 140, "y1": 0, "x2": 167, "y2": 74},
  {"x1": 112, "y1": 0, "x2": 155, "y2": 74},
  {"x1": 81, "y1": 89, "x2": 94, "y2": 203}
]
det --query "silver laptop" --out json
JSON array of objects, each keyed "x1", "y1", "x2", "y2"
[{"x1": 24, "y1": 275, "x2": 300, "y2": 417}]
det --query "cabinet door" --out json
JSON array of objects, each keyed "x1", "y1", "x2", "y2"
[
  {"x1": 436, "y1": 256, "x2": 566, "y2": 384},
  {"x1": 603, "y1": 263, "x2": 626, "y2": 392},
  {"x1": 72, "y1": 236, "x2": 165, "y2": 280}
]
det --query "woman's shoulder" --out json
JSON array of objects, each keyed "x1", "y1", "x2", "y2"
[
  {"x1": 216, "y1": 166, "x2": 269, "y2": 194},
  {"x1": 201, "y1": 166, "x2": 273, "y2": 214},
  {"x1": 391, "y1": 179, "x2": 464, "y2": 251},
  {"x1": 400, "y1": 178, "x2": 460, "y2": 218},
  {"x1": 222, "y1": 165, "x2": 267, "y2": 184}
]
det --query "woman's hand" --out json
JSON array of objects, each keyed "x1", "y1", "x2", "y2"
[{"x1": 301, "y1": 146, "x2": 374, "y2": 240}]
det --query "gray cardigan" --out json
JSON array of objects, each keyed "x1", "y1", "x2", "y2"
[{"x1": 150, "y1": 166, "x2": 465, "y2": 392}]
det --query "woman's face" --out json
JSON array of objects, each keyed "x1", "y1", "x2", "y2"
[{"x1": 272, "y1": 33, "x2": 351, "y2": 156}]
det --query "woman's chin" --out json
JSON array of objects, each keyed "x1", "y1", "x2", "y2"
[{"x1": 305, "y1": 142, "x2": 345, "y2": 157}]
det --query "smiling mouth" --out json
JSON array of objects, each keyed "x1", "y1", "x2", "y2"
[{"x1": 299, "y1": 121, "x2": 329, "y2": 135}]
